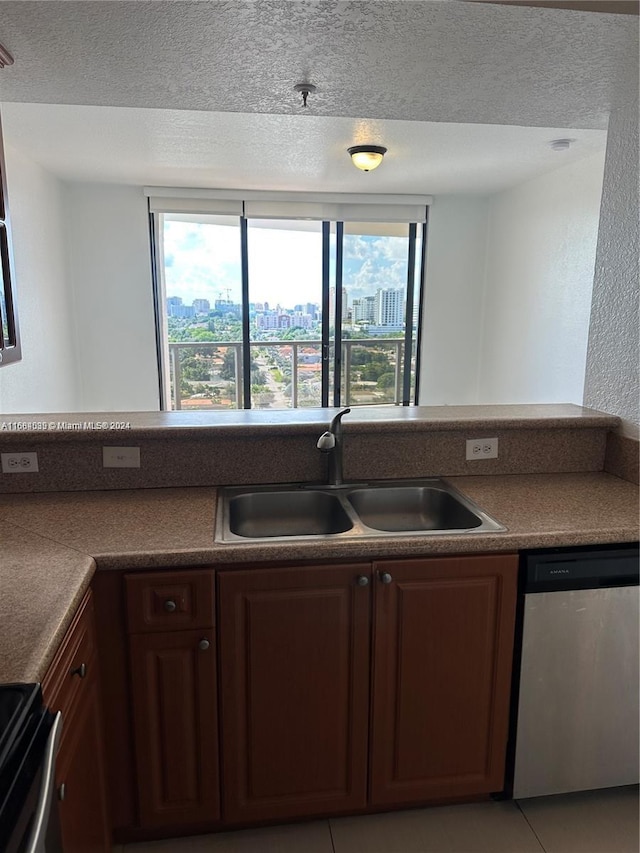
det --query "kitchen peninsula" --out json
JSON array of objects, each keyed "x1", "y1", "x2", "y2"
[{"x1": 0, "y1": 404, "x2": 637, "y2": 847}]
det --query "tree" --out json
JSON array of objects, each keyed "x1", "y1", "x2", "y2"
[
  {"x1": 219, "y1": 349, "x2": 238, "y2": 381},
  {"x1": 377, "y1": 372, "x2": 396, "y2": 390},
  {"x1": 251, "y1": 367, "x2": 267, "y2": 386},
  {"x1": 219, "y1": 349, "x2": 263, "y2": 384},
  {"x1": 181, "y1": 357, "x2": 211, "y2": 381}
]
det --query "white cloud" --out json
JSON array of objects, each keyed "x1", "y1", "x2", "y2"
[{"x1": 163, "y1": 222, "x2": 409, "y2": 307}]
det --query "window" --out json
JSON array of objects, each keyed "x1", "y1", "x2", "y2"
[
  {"x1": 0, "y1": 114, "x2": 20, "y2": 366},
  {"x1": 149, "y1": 194, "x2": 429, "y2": 411}
]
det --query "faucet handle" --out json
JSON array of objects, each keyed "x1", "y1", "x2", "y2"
[{"x1": 317, "y1": 431, "x2": 336, "y2": 451}]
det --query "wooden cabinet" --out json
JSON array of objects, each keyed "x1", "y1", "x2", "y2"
[
  {"x1": 107, "y1": 552, "x2": 517, "y2": 838},
  {"x1": 218, "y1": 563, "x2": 372, "y2": 823},
  {"x1": 218, "y1": 554, "x2": 517, "y2": 823},
  {"x1": 126, "y1": 570, "x2": 220, "y2": 829},
  {"x1": 55, "y1": 670, "x2": 111, "y2": 853},
  {"x1": 370, "y1": 554, "x2": 518, "y2": 805},
  {"x1": 42, "y1": 589, "x2": 111, "y2": 853}
]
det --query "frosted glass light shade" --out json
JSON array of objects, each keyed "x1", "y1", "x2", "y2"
[{"x1": 348, "y1": 145, "x2": 387, "y2": 171}]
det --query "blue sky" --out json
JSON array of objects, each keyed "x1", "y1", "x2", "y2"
[{"x1": 162, "y1": 220, "x2": 409, "y2": 309}]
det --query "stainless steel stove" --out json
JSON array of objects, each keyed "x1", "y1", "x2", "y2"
[{"x1": 0, "y1": 683, "x2": 63, "y2": 853}]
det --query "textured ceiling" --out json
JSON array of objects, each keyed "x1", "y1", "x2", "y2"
[
  {"x1": 1, "y1": 102, "x2": 607, "y2": 194},
  {"x1": 465, "y1": 0, "x2": 639, "y2": 12},
  {"x1": 0, "y1": 1, "x2": 637, "y2": 130}
]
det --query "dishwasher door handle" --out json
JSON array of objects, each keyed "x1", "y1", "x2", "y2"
[{"x1": 25, "y1": 711, "x2": 63, "y2": 853}]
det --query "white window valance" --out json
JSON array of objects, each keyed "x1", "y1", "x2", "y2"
[{"x1": 144, "y1": 188, "x2": 431, "y2": 223}]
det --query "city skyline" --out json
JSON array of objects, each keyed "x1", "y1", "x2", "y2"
[{"x1": 166, "y1": 285, "x2": 407, "y2": 330}]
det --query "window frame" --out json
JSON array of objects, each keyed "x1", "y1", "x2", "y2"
[
  {"x1": 149, "y1": 199, "x2": 429, "y2": 411},
  {"x1": 0, "y1": 113, "x2": 21, "y2": 367}
]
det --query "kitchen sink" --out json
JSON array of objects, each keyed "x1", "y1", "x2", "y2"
[
  {"x1": 347, "y1": 486, "x2": 483, "y2": 532},
  {"x1": 216, "y1": 479, "x2": 506, "y2": 542},
  {"x1": 228, "y1": 490, "x2": 353, "y2": 538}
]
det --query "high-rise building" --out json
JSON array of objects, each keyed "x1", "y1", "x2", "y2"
[
  {"x1": 166, "y1": 296, "x2": 182, "y2": 317},
  {"x1": 255, "y1": 312, "x2": 278, "y2": 330},
  {"x1": 292, "y1": 311, "x2": 313, "y2": 329},
  {"x1": 166, "y1": 297, "x2": 197, "y2": 319},
  {"x1": 329, "y1": 288, "x2": 349, "y2": 323},
  {"x1": 352, "y1": 296, "x2": 376, "y2": 324},
  {"x1": 374, "y1": 288, "x2": 404, "y2": 327},
  {"x1": 192, "y1": 299, "x2": 210, "y2": 314}
]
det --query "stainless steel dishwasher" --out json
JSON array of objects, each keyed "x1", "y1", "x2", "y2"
[{"x1": 511, "y1": 544, "x2": 639, "y2": 800}]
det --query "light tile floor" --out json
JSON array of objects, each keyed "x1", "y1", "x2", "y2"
[{"x1": 115, "y1": 786, "x2": 639, "y2": 853}]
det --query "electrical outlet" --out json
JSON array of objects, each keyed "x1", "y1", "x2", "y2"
[
  {"x1": 103, "y1": 446, "x2": 140, "y2": 468},
  {"x1": 1, "y1": 452, "x2": 39, "y2": 473},
  {"x1": 466, "y1": 438, "x2": 499, "y2": 460}
]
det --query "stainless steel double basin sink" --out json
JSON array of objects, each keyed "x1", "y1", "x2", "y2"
[{"x1": 215, "y1": 479, "x2": 505, "y2": 542}]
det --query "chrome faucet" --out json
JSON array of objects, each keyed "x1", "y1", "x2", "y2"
[{"x1": 317, "y1": 407, "x2": 351, "y2": 487}]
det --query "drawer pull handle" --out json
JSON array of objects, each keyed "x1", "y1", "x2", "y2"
[
  {"x1": 58, "y1": 783, "x2": 66, "y2": 802},
  {"x1": 70, "y1": 662, "x2": 87, "y2": 679},
  {"x1": 356, "y1": 575, "x2": 369, "y2": 587},
  {"x1": 164, "y1": 599, "x2": 177, "y2": 613},
  {"x1": 198, "y1": 638, "x2": 210, "y2": 651},
  {"x1": 379, "y1": 572, "x2": 393, "y2": 585}
]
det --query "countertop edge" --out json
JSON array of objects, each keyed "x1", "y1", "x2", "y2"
[{"x1": 0, "y1": 406, "x2": 620, "y2": 444}]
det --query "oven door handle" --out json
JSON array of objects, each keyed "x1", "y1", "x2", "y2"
[{"x1": 24, "y1": 711, "x2": 63, "y2": 853}]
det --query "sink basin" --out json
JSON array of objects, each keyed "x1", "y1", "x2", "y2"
[
  {"x1": 217, "y1": 479, "x2": 505, "y2": 542},
  {"x1": 228, "y1": 490, "x2": 353, "y2": 538},
  {"x1": 347, "y1": 486, "x2": 483, "y2": 532}
]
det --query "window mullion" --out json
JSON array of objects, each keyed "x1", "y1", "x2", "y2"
[
  {"x1": 413, "y1": 217, "x2": 429, "y2": 405},
  {"x1": 401, "y1": 224, "x2": 418, "y2": 406},
  {"x1": 321, "y1": 221, "x2": 330, "y2": 407},
  {"x1": 148, "y1": 209, "x2": 167, "y2": 411},
  {"x1": 333, "y1": 222, "x2": 344, "y2": 408},
  {"x1": 240, "y1": 217, "x2": 251, "y2": 409}
]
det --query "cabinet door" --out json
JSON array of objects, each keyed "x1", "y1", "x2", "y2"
[
  {"x1": 129, "y1": 629, "x2": 220, "y2": 828},
  {"x1": 370, "y1": 554, "x2": 517, "y2": 806},
  {"x1": 219, "y1": 564, "x2": 371, "y2": 823},
  {"x1": 55, "y1": 670, "x2": 111, "y2": 853}
]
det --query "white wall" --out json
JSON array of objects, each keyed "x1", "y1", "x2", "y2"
[
  {"x1": 64, "y1": 183, "x2": 160, "y2": 411},
  {"x1": 0, "y1": 158, "x2": 610, "y2": 416},
  {"x1": 418, "y1": 196, "x2": 489, "y2": 404},
  {"x1": 584, "y1": 100, "x2": 639, "y2": 437},
  {"x1": 0, "y1": 145, "x2": 80, "y2": 413},
  {"x1": 477, "y1": 152, "x2": 605, "y2": 404}
]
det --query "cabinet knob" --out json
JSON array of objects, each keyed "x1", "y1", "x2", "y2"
[
  {"x1": 58, "y1": 783, "x2": 66, "y2": 802},
  {"x1": 356, "y1": 575, "x2": 369, "y2": 586},
  {"x1": 70, "y1": 662, "x2": 87, "y2": 679},
  {"x1": 198, "y1": 638, "x2": 210, "y2": 651},
  {"x1": 379, "y1": 572, "x2": 393, "y2": 585},
  {"x1": 164, "y1": 599, "x2": 177, "y2": 612}
]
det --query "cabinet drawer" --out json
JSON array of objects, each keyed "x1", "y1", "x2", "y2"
[
  {"x1": 125, "y1": 569, "x2": 215, "y2": 634},
  {"x1": 42, "y1": 588, "x2": 97, "y2": 724}
]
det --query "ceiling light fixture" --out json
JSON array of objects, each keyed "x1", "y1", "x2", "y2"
[
  {"x1": 348, "y1": 145, "x2": 387, "y2": 172},
  {"x1": 294, "y1": 82, "x2": 317, "y2": 108},
  {"x1": 550, "y1": 138, "x2": 574, "y2": 151}
]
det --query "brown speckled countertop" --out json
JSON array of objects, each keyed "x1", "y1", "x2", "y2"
[
  {"x1": 0, "y1": 403, "x2": 619, "y2": 443},
  {"x1": 1, "y1": 471, "x2": 637, "y2": 683},
  {"x1": 0, "y1": 522, "x2": 95, "y2": 683}
]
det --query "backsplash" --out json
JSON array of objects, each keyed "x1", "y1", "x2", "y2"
[
  {"x1": 0, "y1": 408, "x2": 614, "y2": 494},
  {"x1": 604, "y1": 431, "x2": 639, "y2": 485}
]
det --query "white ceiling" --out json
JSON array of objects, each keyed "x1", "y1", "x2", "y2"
[
  {"x1": 0, "y1": 0, "x2": 632, "y2": 194},
  {"x1": 0, "y1": 1, "x2": 636, "y2": 129},
  {"x1": 1, "y1": 102, "x2": 607, "y2": 194}
]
